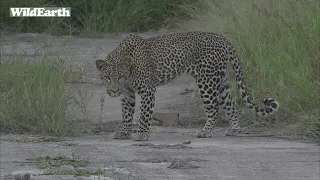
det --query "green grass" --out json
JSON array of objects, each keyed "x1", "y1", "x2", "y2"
[
  {"x1": 15, "y1": 136, "x2": 66, "y2": 143},
  {"x1": 180, "y1": 0, "x2": 320, "y2": 140},
  {"x1": 1, "y1": 0, "x2": 195, "y2": 35},
  {"x1": 26, "y1": 156, "x2": 88, "y2": 169},
  {"x1": 25, "y1": 156, "x2": 102, "y2": 177},
  {"x1": 43, "y1": 169, "x2": 104, "y2": 177},
  {"x1": 0, "y1": 58, "x2": 83, "y2": 135}
]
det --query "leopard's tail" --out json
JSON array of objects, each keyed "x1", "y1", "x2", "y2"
[{"x1": 227, "y1": 46, "x2": 279, "y2": 117}]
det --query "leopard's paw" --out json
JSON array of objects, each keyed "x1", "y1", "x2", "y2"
[
  {"x1": 113, "y1": 131, "x2": 131, "y2": 139},
  {"x1": 196, "y1": 130, "x2": 213, "y2": 138},
  {"x1": 133, "y1": 132, "x2": 150, "y2": 141},
  {"x1": 225, "y1": 125, "x2": 240, "y2": 136}
]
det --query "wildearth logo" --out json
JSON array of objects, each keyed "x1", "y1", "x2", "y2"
[{"x1": 10, "y1": 7, "x2": 71, "y2": 17}]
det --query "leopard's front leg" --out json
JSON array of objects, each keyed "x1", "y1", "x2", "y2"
[
  {"x1": 113, "y1": 89, "x2": 136, "y2": 139},
  {"x1": 133, "y1": 86, "x2": 156, "y2": 141}
]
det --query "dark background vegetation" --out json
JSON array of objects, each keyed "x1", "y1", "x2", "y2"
[{"x1": 1, "y1": 0, "x2": 196, "y2": 35}]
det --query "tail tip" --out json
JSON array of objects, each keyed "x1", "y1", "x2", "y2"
[{"x1": 263, "y1": 98, "x2": 279, "y2": 111}]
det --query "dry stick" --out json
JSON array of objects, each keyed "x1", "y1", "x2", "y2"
[{"x1": 99, "y1": 93, "x2": 109, "y2": 140}]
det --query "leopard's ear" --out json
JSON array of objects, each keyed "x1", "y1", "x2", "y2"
[{"x1": 95, "y1": 60, "x2": 106, "y2": 71}]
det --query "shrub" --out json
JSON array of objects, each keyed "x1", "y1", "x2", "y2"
[
  {"x1": 0, "y1": 0, "x2": 195, "y2": 35},
  {"x1": 0, "y1": 58, "x2": 80, "y2": 135}
]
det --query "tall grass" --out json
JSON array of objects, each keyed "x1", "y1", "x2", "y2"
[
  {"x1": 0, "y1": 58, "x2": 81, "y2": 135},
  {"x1": 179, "y1": 0, "x2": 320, "y2": 139},
  {"x1": 0, "y1": 0, "x2": 194, "y2": 35}
]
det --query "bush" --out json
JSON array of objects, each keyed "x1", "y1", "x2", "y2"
[
  {"x1": 1, "y1": 0, "x2": 195, "y2": 35},
  {"x1": 0, "y1": 58, "x2": 80, "y2": 135}
]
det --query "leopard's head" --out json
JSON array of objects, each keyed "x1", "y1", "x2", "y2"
[
  {"x1": 95, "y1": 35, "x2": 143, "y2": 97},
  {"x1": 95, "y1": 55, "x2": 132, "y2": 97}
]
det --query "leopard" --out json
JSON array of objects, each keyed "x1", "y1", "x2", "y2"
[{"x1": 95, "y1": 31, "x2": 279, "y2": 141}]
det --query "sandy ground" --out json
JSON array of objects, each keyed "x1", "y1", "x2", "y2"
[{"x1": 0, "y1": 32, "x2": 319, "y2": 180}]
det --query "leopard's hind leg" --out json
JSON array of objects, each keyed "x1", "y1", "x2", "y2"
[
  {"x1": 218, "y1": 70, "x2": 240, "y2": 136},
  {"x1": 195, "y1": 71, "x2": 221, "y2": 138}
]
